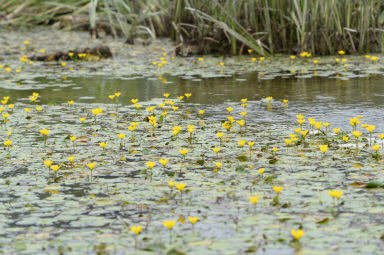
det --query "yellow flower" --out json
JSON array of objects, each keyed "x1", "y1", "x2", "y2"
[
  {"x1": 176, "y1": 183, "x2": 186, "y2": 191},
  {"x1": 188, "y1": 216, "x2": 199, "y2": 225},
  {"x1": 349, "y1": 117, "x2": 360, "y2": 126},
  {"x1": 117, "y1": 133, "x2": 126, "y2": 140},
  {"x1": 39, "y1": 129, "x2": 50, "y2": 136},
  {"x1": 258, "y1": 168, "x2": 265, "y2": 174},
  {"x1": 297, "y1": 119, "x2": 305, "y2": 125},
  {"x1": 248, "y1": 142, "x2": 255, "y2": 148},
  {"x1": 283, "y1": 99, "x2": 288, "y2": 105},
  {"x1": 266, "y1": 96, "x2": 273, "y2": 101},
  {"x1": 352, "y1": 131, "x2": 362, "y2": 138},
  {"x1": 227, "y1": 116, "x2": 235, "y2": 123},
  {"x1": 35, "y1": 107, "x2": 42, "y2": 112},
  {"x1": 342, "y1": 136, "x2": 349, "y2": 142},
  {"x1": 146, "y1": 106, "x2": 156, "y2": 112},
  {"x1": 179, "y1": 148, "x2": 189, "y2": 156},
  {"x1": 294, "y1": 128, "x2": 302, "y2": 134},
  {"x1": 86, "y1": 163, "x2": 96, "y2": 170},
  {"x1": 168, "y1": 181, "x2": 175, "y2": 188},
  {"x1": 272, "y1": 147, "x2": 279, "y2": 152},
  {"x1": 333, "y1": 128, "x2": 340, "y2": 134},
  {"x1": 177, "y1": 96, "x2": 184, "y2": 100},
  {"x1": 313, "y1": 60, "x2": 319, "y2": 64},
  {"x1": 128, "y1": 125, "x2": 136, "y2": 132},
  {"x1": 131, "y1": 99, "x2": 139, "y2": 104},
  {"x1": 44, "y1": 160, "x2": 53, "y2": 168},
  {"x1": 159, "y1": 158, "x2": 169, "y2": 166},
  {"x1": 291, "y1": 229, "x2": 305, "y2": 240},
  {"x1": 328, "y1": 190, "x2": 343, "y2": 199},
  {"x1": 172, "y1": 126, "x2": 181, "y2": 136},
  {"x1": 378, "y1": 134, "x2": 384, "y2": 140},
  {"x1": 130, "y1": 225, "x2": 143, "y2": 235},
  {"x1": 61, "y1": 62, "x2": 67, "y2": 67},
  {"x1": 3, "y1": 140, "x2": 12, "y2": 146},
  {"x1": 198, "y1": 57, "x2": 204, "y2": 61},
  {"x1": 92, "y1": 108, "x2": 103, "y2": 116},
  {"x1": 338, "y1": 50, "x2": 345, "y2": 55},
  {"x1": 24, "y1": 40, "x2": 30, "y2": 45},
  {"x1": 238, "y1": 140, "x2": 246, "y2": 147},
  {"x1": 163, "y1": 220, "x2": 176, "y2": 230},
  {"x1": 24, "y1": 108, "x2": 31, "y2": 113},
  {"x1": 50, "y1": 165, "x2": 60, "y2": 172},
  {"x1": 68, "y1": 156, "x2": 75, "y2": 163},
  {"x1": 249, "y1": 196, "x2": 259, "y2": 204},
  {"x1": 370, "y1": 56, "x2": 379, "y2": 62},
  {"x1": 212, "y1": 147, "x2": 221, "y2": 153},
  {"x1": 216, "y1": 132, "x2": 224, "y2": 139},
  {"x1": 163, "y1": 93, "x2": 170, "y2": 98},
  {"x1": 99, "y1": 142, "x2": 107, "y2": 149},
  {"x1": 372, "y1": 145, "x2": 380, "y2": 151},
  {"x1": 222, "y1": 122, "x2": 231, "y2": 131},
  {"x1": 320, "y1": 145, "x2": 328, "y2": 154},
  {"x1": 215, "y1": 162, "x2": 223, "y2": 168},
  {"x1": 226, "y1": 107, "x2": 233, "y2": 113},
  {"x1": 198, "y1": 110, "x2": 205, "y2": 115},
  {"x1": 146, "y1": 161, "x2": 156, "y2": 169},
  {"x1": 273, "y1": 186, "x2": 283, "y2": 194},
  {"x1": 290, "y1": 55, "x2": 296, "y2": 60},
  {"x1": 79, "y1": 117, "x2": 86, "y2": 123},
  {"x1": 109, "y1": 95, "x2": 116, "y2": 100},
  {"x1": 323, "y1": 122, "x2": 330, "y2": 128},
  {"x1": 185, "y1": 93, "x2": 192, "y2": 98},
  {"x1": 237, "y1": 120, "x2": 245, "y2": 126},
  {"x1": 187, "y1": 125, "x2": 195, "y2": 133},
  {"x1": 366, "y1": 125, "x2": 375, "y2": 133}
]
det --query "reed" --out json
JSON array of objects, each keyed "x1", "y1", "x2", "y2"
[{"x1": 1, "y1": 0, "x2": 383, "y2": 55}]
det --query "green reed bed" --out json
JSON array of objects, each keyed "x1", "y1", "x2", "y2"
[{"x1": 1, "y1": 0, "x2": 384, "y2": 55}]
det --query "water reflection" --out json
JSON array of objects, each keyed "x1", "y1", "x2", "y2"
[{"x1": 0, "y1": 73, "x2": 383, "y2": 130}]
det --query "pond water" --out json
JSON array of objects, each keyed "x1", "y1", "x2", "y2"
[
  {"x1": 2, "y1": 73, "x2": 384, "y2": 130},
  {"x1": 1, "y1": 71, "x2": 384, "y2": 255}
]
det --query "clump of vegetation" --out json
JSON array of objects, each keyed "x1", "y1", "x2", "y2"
[{"x1": 1, "y1": 0, "x2": 384, "y2": 55}]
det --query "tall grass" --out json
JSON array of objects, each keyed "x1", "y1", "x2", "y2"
[
  {"x1": 1, "y1": 0, "x2": 384, "y2": 55},
  {"x1": 0, "y1": 0, "x2": 90, "y2": 27}
]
